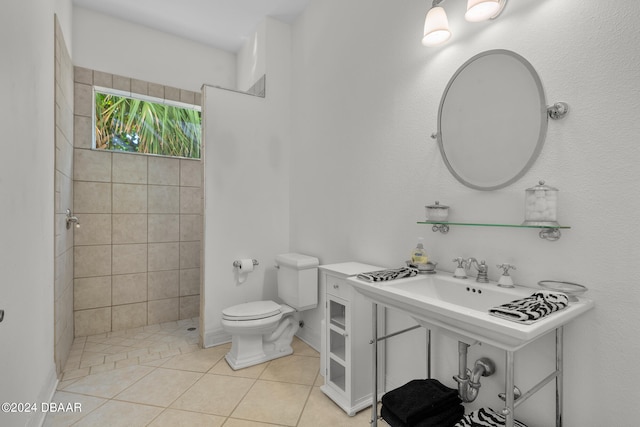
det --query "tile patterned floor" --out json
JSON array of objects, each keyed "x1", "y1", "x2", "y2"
[{"x1": 45, "y1": 318, "x2": 389, "y2": 426}]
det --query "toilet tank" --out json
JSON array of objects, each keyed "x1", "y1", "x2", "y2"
[{"x1": 275, "y1": 253, "x2": 319, "y2": 311}]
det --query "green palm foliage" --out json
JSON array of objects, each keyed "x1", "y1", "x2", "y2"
[{"x1": 95, "y1": 92, "x2": 201, "y2": 158}]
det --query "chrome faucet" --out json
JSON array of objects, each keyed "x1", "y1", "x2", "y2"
[
  {"x1": 65, "y1": 209, "x2": 80, "y2": 229},
  {"x1": 466, "y1": 258, "x2": 489, "y2": 283}
]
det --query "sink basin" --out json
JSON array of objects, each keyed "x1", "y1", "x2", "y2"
[{"x1": 348, "y1": 272, "x2": 594, "y2": 350}]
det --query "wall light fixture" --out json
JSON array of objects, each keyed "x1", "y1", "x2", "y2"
[{"x1": 422, "y1": 0, "x2": 508, "y2": 47}]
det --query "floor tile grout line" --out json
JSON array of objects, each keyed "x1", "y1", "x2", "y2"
[
  {"x1": 70, "y1": 369, "x2": 199, "y2": 425},
  {"x1": 101, "y1": 362, "x2": 161, "y2": 406},
  {"x1": 67, "y1": 393, "x2": 109, "y2": 426},
  {"x1": 230, "y1": 377, "x2": 315, "y2": 426},
  {"x1": 65, "y1": 372, "x2": 220, "y2": 426},
  {"x1": 135, "y1": 368, "x2": 208, "y2": 424},
  {"x1": 225, "y1": 370, "x2": 262, "y2": 421},
  {"x1": 295, "y1": 381, "x2": 316, "y2": 427},
  {"x1": 139, "y1": 368, "x2": 206, "y2": 426},
  {"x1": 222, "y1": 415, "x2": 285, "y2": 426}
]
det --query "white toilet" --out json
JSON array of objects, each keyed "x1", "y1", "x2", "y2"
[{"x1": 222, "y1": 253, "x2": 319, "y2": 370}]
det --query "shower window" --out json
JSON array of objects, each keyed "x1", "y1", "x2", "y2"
[{"x1": 94, "y1": 87, "x2": 201, "y2": 159}]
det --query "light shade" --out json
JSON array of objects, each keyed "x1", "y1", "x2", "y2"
[
  {"x1": 465, "y1": 0, "x2": 501, "y2": 22},
  {"x1": 422, "y1": 6, "x2": 451, "y2": 47}
]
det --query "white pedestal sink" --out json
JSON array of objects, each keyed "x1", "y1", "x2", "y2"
[
  {"x1": 348, "y1": 272, "x2": 593, "y2": 351},
  {"x1": 348, "y1": 271, "x2": 594, "y2": 427}
]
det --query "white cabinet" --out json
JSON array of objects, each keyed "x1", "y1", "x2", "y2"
[{"x1": 319, "y1": 263, "x2": 385, "y2": 416}]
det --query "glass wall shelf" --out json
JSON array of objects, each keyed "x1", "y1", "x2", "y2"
[{"x1": 417, "y1": 221, "x2": 570, "y2": 241}]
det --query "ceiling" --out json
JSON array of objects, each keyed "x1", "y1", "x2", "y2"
[{"x1": 72, "y1": 0, "x2": 310, "y2": 52}]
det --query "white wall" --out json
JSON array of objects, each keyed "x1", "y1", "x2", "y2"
[
  {"x1": 0, "y1": 1, "x2": 58, "y2": 426},
  {"x1": 72, "y1": 6, "x2": 237, "y2": 92},
  {"x1": 202, "y1": 87, "x2": 288, "y2": 345},
  {"x1": 202, "y1": 18, "x2": 292, "y2": 346},
  {"x1": 54, "y1": 0, "x2": 73, "y2": 55},
  {"x1": 290, "y1": 0, "x2": 640, "y2": 425},
  {"x1": 237, "y1": 19, "x2": 267, "y2": 93}
]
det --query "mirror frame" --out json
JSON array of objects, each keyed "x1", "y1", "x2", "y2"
[{"x1": 436, "y1": 49, "x2": 548, "y2": 191}]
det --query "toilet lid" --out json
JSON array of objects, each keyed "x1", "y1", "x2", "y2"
[{"x1": 222, "y1": 300, "x2": 282, "y2": 321}]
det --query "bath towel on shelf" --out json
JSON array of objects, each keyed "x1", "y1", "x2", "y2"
[
  {"x1": 488, "y1": 291, "x2": 569, "y2": 324},
  {"x1": 382, "y1": 403, "x2": 464, "y2": 427},
  {"x1": 381, "y1": 379, "x2": 462, "y2": 426},
  {"x1": 454, "y1": 408, "x2": 528, "y2": 427},
  {"x1": 357, "y1": 267, "x2": 417, "y2": 282}
]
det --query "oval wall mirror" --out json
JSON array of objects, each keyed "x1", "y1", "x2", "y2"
[{"x1": 437, "y1": 49, "x2": 548, "y2": 191}]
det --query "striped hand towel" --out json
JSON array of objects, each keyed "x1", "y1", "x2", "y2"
[
  {"x1": 489, "y1": 291, "x2": 569, "y2": 324},
  {"x1": 357, "y1": 267, "x2": 417, "y2": 282}
]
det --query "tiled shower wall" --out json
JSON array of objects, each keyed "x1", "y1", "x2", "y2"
[
  {"x1": 73, "y1": 67, "x2": 203, "y2": 337},
  {"x1": 54, "y1": 16, "x2": 75, "y2": 376}
]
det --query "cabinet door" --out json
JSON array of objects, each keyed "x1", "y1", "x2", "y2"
[{"x1": 326, "y1": 294, "x2": 350, "y2": 396}]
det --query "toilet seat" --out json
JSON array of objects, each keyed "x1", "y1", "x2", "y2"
[{"x1": 222, "y1": 300, "x2": 282, "y2": 321}]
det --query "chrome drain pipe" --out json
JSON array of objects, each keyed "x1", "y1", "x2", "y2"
[{"x1": 454, "y1": 341, "x2": 496, "y2": 402}]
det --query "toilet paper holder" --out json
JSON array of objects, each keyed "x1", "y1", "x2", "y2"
[{"x1": 233, "y1": 259, "x2": 259, "y2": 268}]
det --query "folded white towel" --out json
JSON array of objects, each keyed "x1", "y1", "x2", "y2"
[
  {"x1": 455, "y1": 407, "x2": 528, "y2": 427},
  {"x1": 357, "y1": 267, "x2": 417, "y2": 282},
  {"x1": 488, "y1": 291, "x2": 569, "y2": 324}
]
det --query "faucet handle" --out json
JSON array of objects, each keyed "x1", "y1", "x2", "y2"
[
  {"x1": 496, "y1": 263, "x2": 516, "y2": 275},
  {"x1": 497, "y1": 264, "x2": 516, "y2": 288},
  {"x1": 453, "y1": 257, "x2": 467, "y2": 268},
  {"x1": 453, "y1": 257, "x2": 468, "y2": 279}
]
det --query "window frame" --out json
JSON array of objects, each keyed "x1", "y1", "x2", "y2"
[{"x1": 92, "y1": 86, "x2": 202, "y2": 159}]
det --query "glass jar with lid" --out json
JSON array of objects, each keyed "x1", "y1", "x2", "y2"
[
  {"x1": 523, "y1": 180, "x2": 559, "y2": 226},
  {"x1": 425, "y1": 201, "x2": 449, "y2": 222}
]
